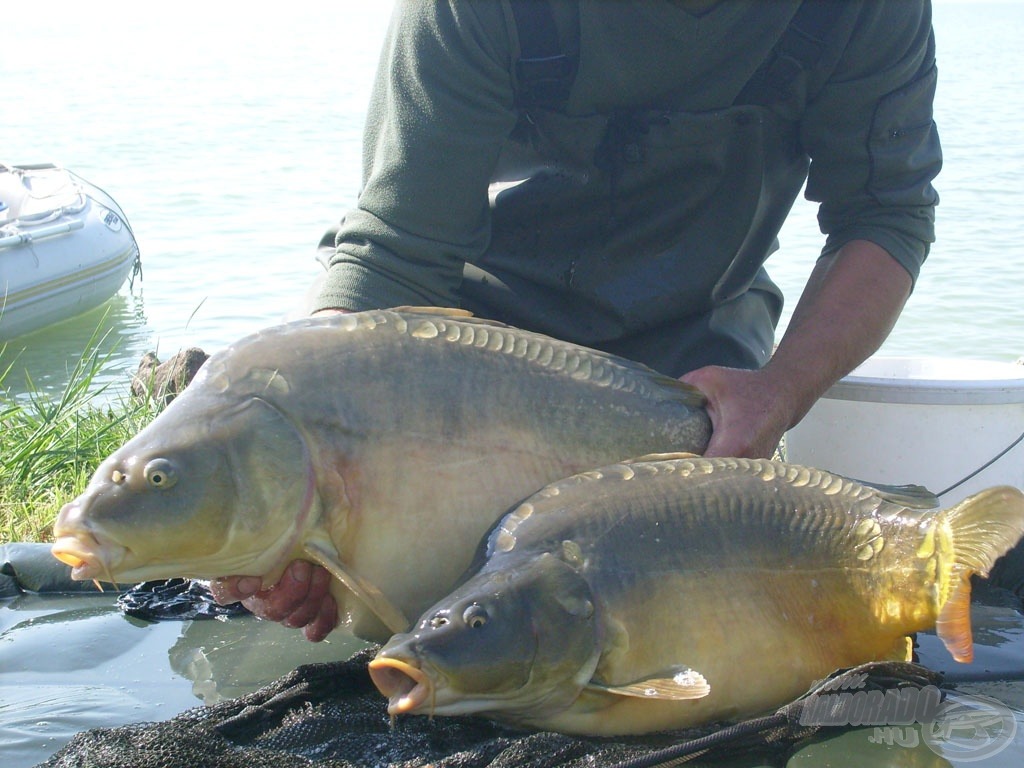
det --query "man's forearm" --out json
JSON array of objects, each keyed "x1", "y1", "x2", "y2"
[{"x1": 763, "y1": 239, "x2": 913, "y2": 429}]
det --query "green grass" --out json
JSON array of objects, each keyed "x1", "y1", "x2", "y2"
[{"x1": 0, "y1": 331, "x2": 160, "y2": 544}]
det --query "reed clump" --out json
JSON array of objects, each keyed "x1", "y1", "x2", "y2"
[{"x1": 1, "y1": 332, "x2": 160, "y2": 543}]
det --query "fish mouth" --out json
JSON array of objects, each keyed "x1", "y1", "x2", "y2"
[
  {"x1": 368, "y1": 656, "x2": 434, "y2": 715},
  {"x1": 51, "y1": 533, "x2": 123, "y2": 583}
]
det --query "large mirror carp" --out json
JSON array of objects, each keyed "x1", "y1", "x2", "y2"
[{"x1": 52, "y1": 309, "x2": 710, "y2": 640}]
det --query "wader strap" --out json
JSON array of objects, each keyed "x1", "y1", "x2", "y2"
[
  {"x1": 509, "y1": 0, "x2": 579, "y2": 110},
  {"x1": 509, "y1": 0, "x2": 842, "y2": 112},
  {"x1": 734, "y1": 0, "x2": 843, "y2": 106}
]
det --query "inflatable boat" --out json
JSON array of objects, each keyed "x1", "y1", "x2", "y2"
[{"x1": 0, "y1": 163, "x2": 140, "y2": 341}]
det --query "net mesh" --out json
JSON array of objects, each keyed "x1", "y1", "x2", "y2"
[{"x1": 36, "y1": 649, "x2": 941, "y2": 768}]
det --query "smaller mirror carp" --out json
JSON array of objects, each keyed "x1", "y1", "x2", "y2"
[{"x1": 370, "y1": 455, "x2": 1024, "y2": 736}]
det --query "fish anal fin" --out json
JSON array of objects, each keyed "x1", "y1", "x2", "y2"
[
  {"x1": 303, "y1": 538, "x2": 410, "y2": 634},
  {"x1": 883, "y1": 636, "x2": 914, "y2": 663},
  {"x1": 936, "y1": 574, "x2": 974, "y2": 663},
  {"x1": 589, "y1": 667, "x2": 710, "y2": 701}
]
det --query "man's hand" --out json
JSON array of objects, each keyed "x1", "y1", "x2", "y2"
[
  {"x1": 209, "y1": 561, "x2": 339, "y2": 642},
  {"x1": 680, "y1": 365, "x2": 795, "y2": 458},
  {"x1": 684, "y1": 240, "x2": 912, "y2": 460}
]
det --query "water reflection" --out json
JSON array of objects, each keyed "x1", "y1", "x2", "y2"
[
  {"x1": 0, "y1": 290, "x2": 153, "y2": 403},
  {"x1": 167, "y1": 613, "x2": 370, "y2": 705},
  {"x1": 3, "y1": 586, "x2": 1023, "y2": 768}
]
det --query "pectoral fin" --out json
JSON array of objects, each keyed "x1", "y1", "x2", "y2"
[
  {"x1": 303, "y1": 538, "x2": 410, "y2": 634},
  {"x1": 588, "y1": 667, "x2": 711, "y2": 701}
]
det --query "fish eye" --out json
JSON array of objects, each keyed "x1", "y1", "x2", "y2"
[
  {"x1": 463, "y1": 604, "x2": 489, "y2": 629},
  {"x1": 144, "y1": 459, "x2": 177, "y2": 489}
]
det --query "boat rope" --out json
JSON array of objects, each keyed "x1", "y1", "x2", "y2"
[
  {"x1": 603, "y1": 661, "x2": 944, "y2": 768},
  {"x1": 66, "y1": 168, "x2": 144, "y2": 288},
  {"x1": 66, "y1": 169, "x2": 141, "y2": 244},
  {"x1": 604, "y1": 713, "x2": 789, "y2": 768},
  {"x1": 937, "y1": 426, "x2": 1024, "y2": 498}
]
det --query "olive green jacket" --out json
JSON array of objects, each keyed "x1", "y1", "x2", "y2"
[{"x1": 314, "y1": 0, "x2": 940, "y2": 374}]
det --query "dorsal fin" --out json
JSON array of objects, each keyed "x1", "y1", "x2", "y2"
[
  {"x1": 393, "y1": 306, "x2": 475, "y2": 318},
  {"x1": 622, "y1": 452, "x2": 703, "y2": 464},
  {"x1": 857, "y1": 480, "x2": 940, "y2": 509},
  {"x1": 394, "y1": 308, "x2": 708, "y2": 408}
]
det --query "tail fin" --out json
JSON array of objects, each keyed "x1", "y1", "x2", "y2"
[{"x1": 936, "y1": 486, "x2": 1024, "y2": 663}]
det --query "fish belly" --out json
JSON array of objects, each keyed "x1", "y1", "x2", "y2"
[
  {"x1": 306, "y1": 343, "x2": 705, "y2": 640},
  {"x1": 549, "y1": 568, "x2": 912, "y2": 735},
  {"x1": 333, "y1": 435, "x2": 586, "y2": 638}
]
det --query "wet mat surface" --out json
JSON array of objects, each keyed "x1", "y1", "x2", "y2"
[
  {"x1": 4, "y1": 542, "x2": 1024, "y2": 768},
  {"x1": 3, "y1": 585, "x2": 1024, "y2": 767}
]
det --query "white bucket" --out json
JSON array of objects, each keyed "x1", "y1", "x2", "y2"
[{"x1": 785, "y1": 357, "x2": 1024, "y2": 505}]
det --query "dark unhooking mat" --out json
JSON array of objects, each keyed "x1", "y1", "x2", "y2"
[{"x1": 36, "y1": 650, "x2": 942, "y2": 768}]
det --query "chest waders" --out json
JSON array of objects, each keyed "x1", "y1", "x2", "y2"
[{"x1": 457, "y1": 0, "x2": 841, "y2": 377}]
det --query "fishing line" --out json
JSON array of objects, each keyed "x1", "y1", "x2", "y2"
[{"x1": 936, "y1": 427, "x2": 1024, "y2": 498}]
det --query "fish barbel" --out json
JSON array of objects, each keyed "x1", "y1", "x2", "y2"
[
  {"x1": 370, "y1": 455, "x2": 1024, "y2": 735},
  {"x1": 51, "y1": 309, "x2": 709, "y2": 640}
]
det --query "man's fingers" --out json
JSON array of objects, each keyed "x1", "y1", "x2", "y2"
[
  {"x1": 241, "y1": 561, "x2": 313, "y2": 622},
  {"x1": 282, "y1": 563, "x2": 333, "y2": 629},
  {"x1": 209, "y1": 561, "x2": 339, "y2": 640},
  {"x1": 304, "y1": 595, "x2": 340, "y2": 642},
  {"x1": 209, "y1": 575, "x2": 262, "y2": 605}
]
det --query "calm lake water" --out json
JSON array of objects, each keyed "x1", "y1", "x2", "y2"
[
  {"x1": 1, "y1": 5, "x2": 1023, "y2": 768},
  {"x1": 1, "y1": 0, "x2": 1022, "y2": 401}
]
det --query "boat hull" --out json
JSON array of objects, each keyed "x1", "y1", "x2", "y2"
[{"x1": 0, "y1": 164, "x2": 140, "y2": 341}]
